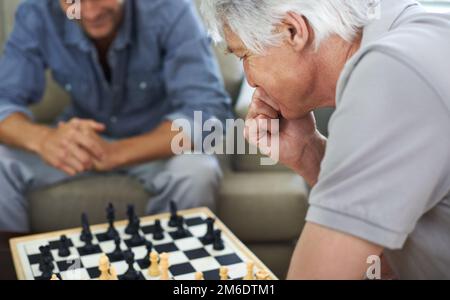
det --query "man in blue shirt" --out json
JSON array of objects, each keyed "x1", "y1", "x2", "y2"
[{"x1": 0, "y1": 0, "x2": 232, "y2": 232}]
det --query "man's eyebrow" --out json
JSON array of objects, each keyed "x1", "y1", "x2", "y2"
[{"x1": 225, "y1": 47, "x2": 234, "y2": 54}]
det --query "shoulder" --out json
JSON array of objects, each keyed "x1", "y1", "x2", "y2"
[
  {"x1": 14, "y1": 0, "x2": 55, "y2": 16},
  {"x1": 340, "y1": 12, "x2": 450, "y2": 108},
  {"x1": 12, "y1": 0, "x2": 63, "y2": 31},
  {"x1": 134, "y1": 0, "x2": 195, "y2": 27}
]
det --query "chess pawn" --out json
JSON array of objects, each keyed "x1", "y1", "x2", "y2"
[
  {"x1": 244, "y1": 261, "x2": 255, "y2": 280},
  {"x1": 109, "y1": 265, "x2": 118, "y2": 280},
  {"x1": 160, "y1": 253, "x2": 170, "y2": 280},
  {"x1": 219, "y1": 267, "x2": 228, "y2": 280},
  {"x1": 98, "y1": 254, "x2": 111, "y2": 280},
  {"x1": 256, "y1": 270, "x2": 270, "y2": 280},
  {"x1": 50, "y1": 274, "x2": 59, "y2": 280},
  {"x1": 195, "y1": 272, "x2": 204, "y2": 280},
  {"x1": 148, "y1": 251, "x2": 160, "y2": 277}
]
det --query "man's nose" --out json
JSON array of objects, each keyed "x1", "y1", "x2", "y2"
[
  {"x1": 243, "y1": 60, "x2": 257, "y2": 88},
  {"x1": 81, "y1": 0, "x2": 101, "y2": 20}
]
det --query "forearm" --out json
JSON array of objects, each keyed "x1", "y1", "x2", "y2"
[
  {"x1": 112, "y1": 121, "x2": 186, "y2": 168},
  {"x1": 0, "y1": 113, "x2": 52, "y2": 153},
  {"x1": 287, "y1": 223, "x2": 383, "y2": 280},
  {"x1": 293, "y1": 133, "x2": 327, "y2": 187}
]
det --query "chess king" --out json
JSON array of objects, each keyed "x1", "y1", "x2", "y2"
[
  {"x1": 200, "y1": 0, "x2": 450, "y2": 279},
  {"x1": 0, "y1": 0, "x2": 232, "y2": 233}
]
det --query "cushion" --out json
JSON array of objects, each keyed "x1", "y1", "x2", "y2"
[
  {"x1": 29, "y1": 175, "x2": 149, "y2": 233},
  {"x1": 218, "y1": 172, "x2": 309, "y2": 242}
]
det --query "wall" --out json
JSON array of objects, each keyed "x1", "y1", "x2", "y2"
[
  {"x1": 0, "y1": 1, "x2": 5, "y2": 50},
  {"x1": 3, "y1": 0, "x2": 20, "y2": 34},
  {"x1": 0, "y1": 0, "x2": 21, "y2": 50}
]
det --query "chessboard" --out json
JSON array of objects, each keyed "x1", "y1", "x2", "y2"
[{"x1": 10, "y1": 204, "x2": 277, "y2": 280}]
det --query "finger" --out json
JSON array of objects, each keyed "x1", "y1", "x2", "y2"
[
  {"x1": 59, "y1": 142, "x2": 86, "y2": 173},
  {"x1": 51, "y1": 153, "x2": 78, "y2": 176},
  {"x1": 59, "y1": 164, "x2": 77, "y2": 176},
  {"x1": 69, "y1": 118, "x2": 81, "y2": 129},
  {"x1": 57, "y1": 121, "x2": 67, "y2": 129},
  {"x1": 66, "y1": 142, "x2": 93, "y2": 169},
  {"x1": 92, "y1": 159, "x2": 106, "y2": 172},
  {"x1": 71, "y1": 131, "x2": 105, "y2": 160},
  {"x1": 247, "y1": 98, "x2": 279, "y2": 120},
  {"x1": 245, "y1": 117, "x2": 268, "y2": 146},
  {"x1": 65, "y1": 155, "x2": 85, "y2": 173},
  {"x1": 79, "y1": 119, "x2": 106, "y2": 132},
  {"x1": 255, "y1": 116, "x2": 270, "y2": 141},
  {"x1": 257, "y1": 115, "x2": 280, "y2": 135},
  {"x1": 69, "y1": 118, "x2": 105, "y2": 133}
]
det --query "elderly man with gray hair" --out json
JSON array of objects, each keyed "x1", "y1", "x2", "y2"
[{"x1": 201, "y1": 0, "x2": 450, "y2": 279}]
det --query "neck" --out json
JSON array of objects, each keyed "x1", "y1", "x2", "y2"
[
  {"x1": 94, "y1": 33, "x2": 117, "y2": 55},
  {"x1": 311, "y1": 32, "x2": 362, "y2": 108},
  {"x1": 94, "y1": 7, "x2": 125, "y2": 54}
]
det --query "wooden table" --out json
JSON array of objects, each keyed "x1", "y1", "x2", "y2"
[{"x1": 0, "y1": 232, "x2": 21, "y2": 280}]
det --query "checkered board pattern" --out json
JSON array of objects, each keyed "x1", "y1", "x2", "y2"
[{"x1": 10, "y1": 208, "x2": 276, "y2": 280}]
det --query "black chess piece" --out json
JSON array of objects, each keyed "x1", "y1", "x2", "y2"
[
  {"x1": 141, "y1": 240, "x2": 153, "y2": 269},
  {"x1": 58, "y1": 235, "x2": 71, "y2": 257},
  {"x1": 40, "y1": 255, "x2": 55, "y2": 280},
  {"x1": 122, "y1": 250, "x2": 140, "y2": 280},
  {"x1": 153, "y1": 219, "x2": 164, "y2": 240},
  {"x1": 82, "y1": 229, "x2": 96, "y2": 254},
  {"x1": 42, "y1": 245, "x2": 53, "y2": 260},
  {"x1": 213, "y1": 229, "x2": 225, "y2": 251},
  {"x1": 38, "y1": 245, "x2": 54, "y2": 279},
  {"x1": 145, "y1": 240, "x2": 153, "y2": 257},
  {"x1": 125, "y1": 204, "x2": 136, "y2": 235},
  {"x1": 38, "y1": 245, "x2": 53, "y2": 272},
  {"x1": 80, "y1": 213, "x2": 93, "y2": 242},
  {"x1": 106, "y1": 203, "x2": 119, "y2": 239},
  {"x1": 202, "y1": 217, "x2": 215, "y2": 244},
  {"x1": 109, "y1": 236, "x2": 123, "y2": 261},
  {"x1": 129, "y1": 216, "x2": 145, "y2": 246},
  {"x1": 174, "y1": 216, "x2": 188, "y2": 239},
  {"x1": 168, "y1": 201, "x2": 179, "y2": 227}
]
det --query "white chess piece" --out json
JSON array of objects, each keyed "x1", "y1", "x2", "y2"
[
  {"x1": 160, "y1": 253, "x2": 170, "y2": 280},
  {"x1": 98, "y1": 254, "x2": 111, "y2": 280},
  {"x1": 256, "y1": 270, "x2": 270, "y2": 280},
  {"x1": 148, "y1": 251, "x2": 160, "y2": 277},
  {"x1": 220, "y1": 267, "x2": 228, "y2": 280},
  {"x1": 50, "y1": 274, "x2": 60, "y2": 280},
  {"x1": 109, "y1": 265, "x2": 118, "y2": 280},
  {"x1": 244, "y1": 261, "x2": 255, "y2": 280}
]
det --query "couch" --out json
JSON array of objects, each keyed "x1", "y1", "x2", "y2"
[{"x1": 0, "y1": 0, "x2": 311, "y2": 278}]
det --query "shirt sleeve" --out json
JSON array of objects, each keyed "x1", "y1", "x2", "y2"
[
  {"x1": 306, "y1": 51, "x2": 450, "y2": 249},
  {"x1": 0, "y1": 2, "x2": 47, "y2": 122},
  {"x1": 159, "y1": 0, "x2": 233, "y2": 147}
]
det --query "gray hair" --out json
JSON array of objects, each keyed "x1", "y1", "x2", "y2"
[{"x1": 200, "y1": 0, "x2": 376, "y2": 53}]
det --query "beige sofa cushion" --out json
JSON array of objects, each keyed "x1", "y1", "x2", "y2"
[
  {"x1": 29, "y1": 176, "x2": 149, "y2": 233},
  {"x1": 219, "y1": 172, "x2": 309, "y2": 242}
]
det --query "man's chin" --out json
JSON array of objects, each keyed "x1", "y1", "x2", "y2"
[{"x1": 83, "y1": 27, "x2": 114, "y2": 40}]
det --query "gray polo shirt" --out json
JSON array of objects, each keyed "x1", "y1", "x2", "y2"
[{"x1": 306, "y1": 0, "x2": 450, "y2": 279}]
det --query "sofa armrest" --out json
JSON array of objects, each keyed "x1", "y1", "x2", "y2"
[{"x1": 219, "y1": 172, "x2": 309, "y2": 243}]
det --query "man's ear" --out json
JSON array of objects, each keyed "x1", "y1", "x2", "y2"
[{"x1": 281, "y1": 12, "x2": 310, "y2": 52}]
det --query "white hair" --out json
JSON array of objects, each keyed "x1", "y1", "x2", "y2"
[{"x1": 200, "y1": 0, "x2": 375, "y2": 53}]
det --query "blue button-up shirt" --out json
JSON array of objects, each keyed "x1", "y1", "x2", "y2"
[{"x1": 0, "y1": 0, "x2": 232, "y2": 138}]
